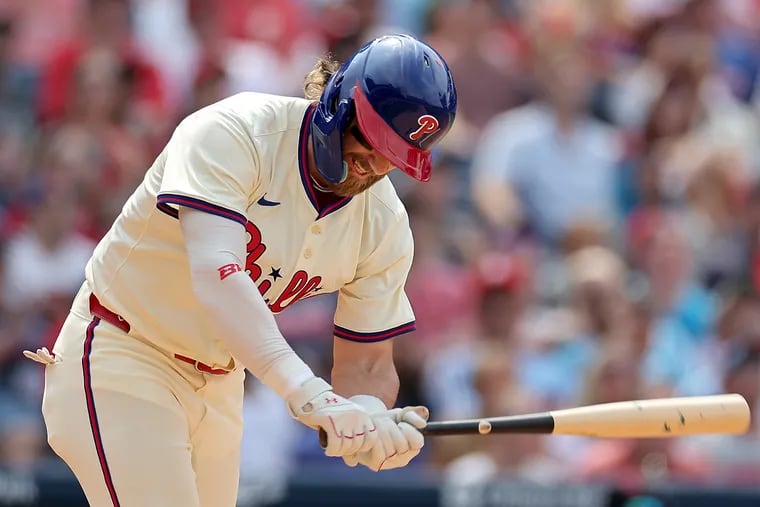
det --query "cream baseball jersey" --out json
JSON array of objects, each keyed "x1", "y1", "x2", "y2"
[{"x1": 84, "y1": 92, "x2": 416, "y2": 369}]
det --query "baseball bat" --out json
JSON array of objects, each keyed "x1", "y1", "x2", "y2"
[
  {"x1": 318, "y1": 394, "x2": 750, "y2": 446},
  {"x1": 424, "y1": 394, "x2": 750, "y2": 437}
]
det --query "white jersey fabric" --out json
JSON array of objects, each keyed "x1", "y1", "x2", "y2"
[{"x1": 85, "y1": 92, "x2": 416, "y2": 369}]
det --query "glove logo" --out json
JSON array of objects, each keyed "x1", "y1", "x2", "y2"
[
  {"x1": 325, "y1": 397, "x2": 338, "y2": 404},
  {"x1": 409, "y1": 115, "x2": 440, "y2": 141}
]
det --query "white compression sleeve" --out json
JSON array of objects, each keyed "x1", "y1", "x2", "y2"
[{"x1": 178, "y1": 207, "x2": 316, "y2": 399}]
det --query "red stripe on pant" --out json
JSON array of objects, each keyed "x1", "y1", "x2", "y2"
[{"x1": 82, "y1": 317, "x2": 121, "y2": 507}]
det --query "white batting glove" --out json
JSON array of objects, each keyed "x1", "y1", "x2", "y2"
[
  {"x1": 343, "y1": 397, "x2": 428, "y2": 471},
  {"x1": 286, "y1": 377, "x2": 378, "y2": 457}
]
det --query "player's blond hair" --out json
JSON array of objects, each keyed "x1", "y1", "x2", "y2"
[{"x1": 303, "y1": 56, "x2": 340, "y2": 101}]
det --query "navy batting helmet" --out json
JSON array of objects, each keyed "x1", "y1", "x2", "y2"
[{"x1": 311, "y1": 34, "x2": 457, "y2": 184}]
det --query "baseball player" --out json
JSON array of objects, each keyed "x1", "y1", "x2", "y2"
[{"x1": 23, "y1": 34, "x2": 457, "y2": 506}]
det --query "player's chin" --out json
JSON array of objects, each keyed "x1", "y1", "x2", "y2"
[{"x1": 332, "y1": 174, "x2": 383, "y2": 197}]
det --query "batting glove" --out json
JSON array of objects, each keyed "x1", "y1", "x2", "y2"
[
  {"x1": 287, "y1": 377, "x2": 378, "y2": 457},
  {"x1": 343, "y1": 397, "x2": 428, "y2": 471}
]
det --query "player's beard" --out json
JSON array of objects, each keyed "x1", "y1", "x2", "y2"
[
  {"x1": 330, "y1": 173, "x2": 384, "y2": 196},
  {"x1": 327, "y1": 157, "x2": 385, "y2": 197}
]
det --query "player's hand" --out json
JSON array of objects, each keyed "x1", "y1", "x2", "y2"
[
  {"x1": 343, "y1": 401, "x2": 429, "y2": 471},
  {"x1": 287, "y1": 377, "x2": 378, "y2": 457}
]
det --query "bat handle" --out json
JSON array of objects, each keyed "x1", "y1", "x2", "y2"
[{"x1": 317, "y1": 406, "x2": 429, "y2": 449}]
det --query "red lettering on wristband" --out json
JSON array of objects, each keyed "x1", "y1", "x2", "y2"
[{"x1": 218, "y1": 263, "x2": 242, "y2": 280}]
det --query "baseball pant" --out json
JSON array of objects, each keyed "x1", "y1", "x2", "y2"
[{"x1": 41, "y1": 285, "x2": 246, "y2": 507}]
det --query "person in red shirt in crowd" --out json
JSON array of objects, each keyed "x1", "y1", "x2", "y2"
[{"x1": 37, "y1": 0, "x2": 165, "y2": 129}]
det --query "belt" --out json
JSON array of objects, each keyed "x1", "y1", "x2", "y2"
[
  {"x1": 173, "y1": 354, "x2": 233, "y2": 375},
  {"x1": 89, "y1": 293, "x2": 130, "y2": 333},
  {"x1": 88, "y1": 294, "x2": 231, "y2": 376}
]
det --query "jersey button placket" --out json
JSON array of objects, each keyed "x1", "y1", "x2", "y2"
[{"x1": 303, "y1": 249, "x2": 313, "y2": 259}]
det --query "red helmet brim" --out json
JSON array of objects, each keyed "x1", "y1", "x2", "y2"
[{"x1": 353, "y1": 85, "x2": 432, "y2": 182}]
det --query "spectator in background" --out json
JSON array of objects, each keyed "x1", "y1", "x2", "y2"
[
  {"x1": 185, "y1": 62, "x2": 229, "y2": 117},
  {"x1": 0, "y1": 13, "x2": 37, "y2": 235},
  {"x1": 718, "y1": 0, "x2": 760, "y2": 106},
  {"x1": 691, "y1": 284, "x2": 760, "y2": 485},
  {"x1": 37, "y1": 0, "x2": 166, "y2": 136},
  {"x1": 0, "y1": 0, "x2": 82, "y2": 69},
  {"x1": 682, "y1": 151, "x2": 751, "y2": 289},
  {"x1": 0, "y1": 15, "x2": 38, "y2": 134},
  {"x1": 746, "y1": 181, "x2": 760, "y2": 293},
  {"x1": 0, "y1": 408, "x2": 46, "y2": 475},
  {"x1": 627, "y1": 211, "x2": 722, "y2": 397},
  {"x1": 316, "y1": 0, "x2": 384, "y2": 64},
  {"x1": 237, "y1": 375, "x2": 300, "y2": 505},
  {"x1": 609, "y1": 11, "x2": 708, "y2": 130},
  {"x1": 571, "y1": 345, "x2": 713, "y2": 491},
  {"x1": 1, "y1": 192, "x2": 93, "y2": 314},
  {"x1": 470, "y1": 13, "x2": 622, "y2": 248},
  {"x1": 421, "y1": 250, "x2": 531, "y2": 430},
  {"x1": 422, "y1": 0, "x2": 528, "y2": 155},
  {"x1": 616, "y1": 66, "x2": 703, "y2": 217},
  {"x1": 131, "y1": 0, "x2": 216, "y2": 113},
  {"x1": 0, "y1": 191, "x2": 94, "y2": 402},
  {"x1": 700, "y1": 346, "x2": 760, "y2": 486},
  {"x1": 402, "y1": 160, "x2": 480, "y2": 346},
  {"x1": 0, "y1": 411, "x2": 44, "y2": 474},
  {"x1": 393, "y1": 159, "x2": 488, "y2": 412},
  {"x1": 613, "y1": 4, "x2": 760, "y2": 187},
  {"x1": 37, "y1": 44, "x2": 155, "y2": 238},
  {"x1": 0, "y1": 124, "x2": 31, "y2": 232},
  {"x1": 519, "y1": 245, "x2": 630, "y2": 409},
  {"x1": 378, "y1": 0, "x2": 431, "y2": 36},
  {"x1": 213, "y1": 0, "x2": 326, "y2": 97},
  {"x1": 442, "y1": 350, "x2": 566, "y2": 486}
]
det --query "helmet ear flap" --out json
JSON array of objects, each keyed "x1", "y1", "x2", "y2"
[
  {"x1": 327, "y1": 74, "x2": 345, "y2": 115},
  {"x1": 311, "y1": 95, "x2": 354, "y2": 184}
]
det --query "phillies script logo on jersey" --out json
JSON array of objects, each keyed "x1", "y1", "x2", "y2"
[
  {"x1": 243, "y1": 221, "x2": 322, "y2": 312},
  {"x1": 409, "y1": 115, "x2": 440, "y2": 141}
]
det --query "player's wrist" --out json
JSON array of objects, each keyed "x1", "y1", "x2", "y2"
[
  {"x1": 286, "y1": 376, "x2": 333, "y2": 416},
  {"x1": 258, "y1": 354, "x2": 317, "y2": 401}
]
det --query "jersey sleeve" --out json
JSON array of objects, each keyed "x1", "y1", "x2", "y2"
[
  {"x1": 157, "y1": 108, "x2": 260, "y2": 226},
  {"x1": 333, "y1": 212, "x2": 416, "y2": 342}
]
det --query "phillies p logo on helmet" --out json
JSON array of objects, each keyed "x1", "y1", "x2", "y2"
[{"x1": 409, "y1": 115, "x2": 440, "y2": 141}]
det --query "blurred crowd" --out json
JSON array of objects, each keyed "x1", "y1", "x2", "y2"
[{"x1": 1, "y1": 0, "x2": 760, "y2": 500}]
